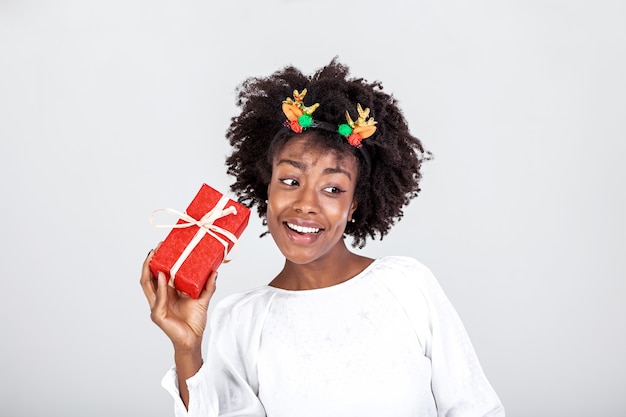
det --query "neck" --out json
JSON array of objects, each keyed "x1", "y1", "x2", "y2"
[{"x1": 270, "y1": 241, "x2": 373, "y2": 290}]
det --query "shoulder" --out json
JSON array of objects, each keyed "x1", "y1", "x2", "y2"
[
  {"x1": 210, "y1": 285, "x2": 276, "y2": 328},
  {"x1": 370, "y1": 255, "x2": 437, "y2": 285},
  {"x1": 371, "y1": 256, "x2": 452, "y2": 355},
  {"x1": 370, "y1": 255, "x2": 448, "y2": 307}
]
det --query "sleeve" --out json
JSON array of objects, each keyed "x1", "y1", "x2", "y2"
[
  {"x1": 416, "y1": 261, "x2": 505, "y2": 417},
  {"x1": 160, "y1": 294, "x2": 268, "y2": 417},
  {"x1": 382, "y1": 257, "x2": 505, "y2": 417}
]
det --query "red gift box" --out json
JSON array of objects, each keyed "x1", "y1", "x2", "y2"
[{"x1": 149, "y1": 184, "x2": 250, "y2": 298}]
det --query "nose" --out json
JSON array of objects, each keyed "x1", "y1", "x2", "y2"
[{"x1": 292, "y1": 185, "x2": 319, "y2": 214}]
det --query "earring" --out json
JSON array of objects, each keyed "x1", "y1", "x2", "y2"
[
  {"x1": 350, "y1": 218, "x2": 355, "y2": 223},
  {"x1": 265, "y1": 199, "x2": 268, "y2": 204}
]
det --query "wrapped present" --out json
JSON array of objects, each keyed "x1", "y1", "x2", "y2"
[{"x1": 149, "y1": 183, "x2": 250, "y2": 298}]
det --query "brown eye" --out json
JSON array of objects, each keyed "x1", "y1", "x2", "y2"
[
  {"x1": 323, "y1": 186, "x2": 343, "y2": 194},
  {"x1": 280, "y1": 178, "x2": 299, "y2": 186}
]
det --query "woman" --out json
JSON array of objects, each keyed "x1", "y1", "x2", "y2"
[{"x1": 141, "y1": 59, "x2": 505, "y2": 416}]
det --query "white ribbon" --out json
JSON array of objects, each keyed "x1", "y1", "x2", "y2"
[{"x1": 150, "y1": 195, "x2": 239, "y2": 287}]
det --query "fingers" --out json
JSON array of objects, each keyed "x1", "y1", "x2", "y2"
[
  {"x1": 151, "y1": 271, "x2": 169, "y2": 325},
  {"x1": 198, "y1": 271, "x2": 218, "y2": 307},
  {"x1": 140, "y1": 241, "x2": 164, "y2": 308},
  {"x1": 140, "y1": 249, "x2": 157, "y2": 308}
]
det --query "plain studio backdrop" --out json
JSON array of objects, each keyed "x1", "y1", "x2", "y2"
[{"x1": 1, "y1": 1, "x2": 624, "y2": 416}]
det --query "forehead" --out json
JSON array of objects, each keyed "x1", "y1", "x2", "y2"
[{"x1": 272, "y1": 135, "x2": 358, "y2": 173}]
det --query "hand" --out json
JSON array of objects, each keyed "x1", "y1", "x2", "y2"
[{"x1": 140, "y1": 247, "x2": 217, "y2": 352}]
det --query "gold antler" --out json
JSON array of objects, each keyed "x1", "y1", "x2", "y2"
[
  {"x1": 282, "y1": 89, "x2": 319, "y2": 121},
  {"x1": 280, "y1": 90, "x2": 377, "y2": 147},
  {"x1": 345, "y1": 104, "x2": 377, "y2": 142}
]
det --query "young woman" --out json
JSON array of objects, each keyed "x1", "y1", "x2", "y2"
[{"x1": 140, "y1": 59, "x2": 505, "y2": 416}]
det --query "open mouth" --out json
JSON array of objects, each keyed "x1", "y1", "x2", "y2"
[{"x1": 285, "y1": 222, "x2": 322, "y2": 234}]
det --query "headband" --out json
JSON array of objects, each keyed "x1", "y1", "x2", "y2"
[{"x1": 281, "y1": 89, "x2": 377, "y2": 148}]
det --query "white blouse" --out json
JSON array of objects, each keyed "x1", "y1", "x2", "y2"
[{"x1": 162, "y1": 256, "x2": 505, "y2": 417}]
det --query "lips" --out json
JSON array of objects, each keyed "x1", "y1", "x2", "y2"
[
  {"x1": 282, "y1": 220, "x2": 325, "y2": 245},
  {"x1": 285, "y1": 222, "x2": 322, "y2": 234}
]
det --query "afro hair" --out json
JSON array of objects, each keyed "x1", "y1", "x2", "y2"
[{"x1": 225, "y1": 58, "x2": 431, "y2": 248}]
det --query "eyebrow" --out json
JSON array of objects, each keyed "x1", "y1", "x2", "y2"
[
  {"x1": 322, "y1": 166, "x2": 352, "y2": 180},
  {"x1": 276, "y1": 159, "x2": 304, "y2": 170},
  {"x1": 276, "y1": 159, "x2": 353, "y2": 181}
]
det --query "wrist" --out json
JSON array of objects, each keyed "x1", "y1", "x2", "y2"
[
  {"x1": 173, "y1": 341, "x2": 202, "y2": 358},
  {"x1": 174, "y1": 346, "x2": 203, "y2": 374}
]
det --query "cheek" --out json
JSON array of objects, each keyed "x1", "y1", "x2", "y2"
[
  {"x1": 265, "y1": 192, "x2": 285, "y2": 226},
  {"x1": 265, "y1": 203, "x2": 280, "y2": 235},
  {"x1": 329, "y1": 199, "x2": 355, "y2": 224}
]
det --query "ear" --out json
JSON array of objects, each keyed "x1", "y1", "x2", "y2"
[{"x1": 348, "y1": 199, "x2": 358, "y2": 220}]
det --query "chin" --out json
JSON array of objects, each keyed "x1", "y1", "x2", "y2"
[
  {"x1": 276, "y1": 238, "x2": 348, "y2": 268},
  {"x1": 274, "y1": 243, "x2": 323, "y2": 265}
]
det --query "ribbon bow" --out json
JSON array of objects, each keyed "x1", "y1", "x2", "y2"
[{"x1": 150, "y1": 195, "x2": 238, "y2": 286}]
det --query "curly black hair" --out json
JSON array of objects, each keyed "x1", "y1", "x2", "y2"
[{"x1": 225, "y1": 58, "x2": 431, "y2": 248}]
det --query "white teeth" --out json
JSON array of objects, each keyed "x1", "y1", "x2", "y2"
[{"x1": 287, "y1": 223, "x2": 320, "y2": 234}]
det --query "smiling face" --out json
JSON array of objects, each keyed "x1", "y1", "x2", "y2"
[{"x1": 266, "y1": 134, "x2": 359, "y2": 267}]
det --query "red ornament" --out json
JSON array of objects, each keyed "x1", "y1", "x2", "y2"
[
  {"x1": 347, "y1": 133, "x2": 363, "y2": 147},
  {"x1": 289, "y1": 119, "x2": 303, "y2": 133}
]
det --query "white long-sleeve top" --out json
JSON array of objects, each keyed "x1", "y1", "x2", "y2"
[{"x1": 162, "y1": 256, "x2": 505, "y2": 417}]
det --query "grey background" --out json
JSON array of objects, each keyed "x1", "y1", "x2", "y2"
[{"x1": 1, "y1": 0, "x2": 624, "y2": 416}]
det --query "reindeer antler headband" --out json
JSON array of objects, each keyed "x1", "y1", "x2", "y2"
[{"x1": 281, "y1": 89, "x2": 377, "y2": 148}]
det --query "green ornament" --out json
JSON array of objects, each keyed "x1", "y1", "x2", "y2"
[
  {"x1": 298, "y1": 114, "x2": 313, "y2": 128},
  {"x1": 338, "y1": 123, "x2": 353, "y2": 137}
]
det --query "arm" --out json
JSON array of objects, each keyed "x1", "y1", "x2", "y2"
[
  {"x1": 381, "y1": 257, "x2": 505, "y2": 416},
  {"x1": 141, "y1": 249, "x2": 267, "y2": 417},
  {"x1": 421, "y1": 267, "x2": 505, "y2": 417},
  {"x1": 140, "y1": 248, "x2": 216, "y2": 409}
]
